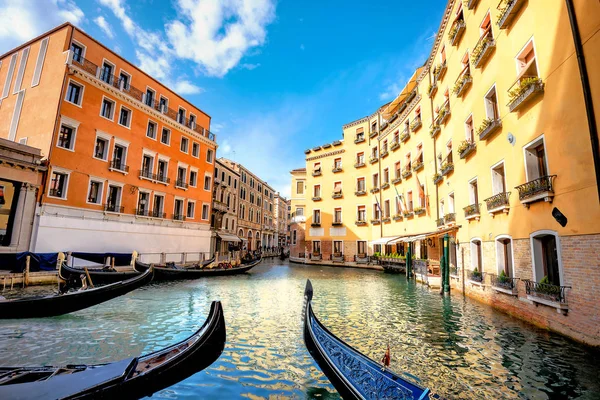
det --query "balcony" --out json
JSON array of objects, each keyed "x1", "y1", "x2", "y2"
[
  {"x1": 430, "y1": 124, "x2": 441, "y2": 138},
  {"x1": 403, "y1": 211, "x2": 414, "y2": 219},
  {"x1": 381, "y1": 217, "x2": 390, "y2": 223},
  {"x1": 312, "y1": 169, "x2": 322, "y2": 177},
  {"x1": 135, "y1": 208, "x2": 151, "y2": 217},
  {"x1": 497, "y1": 0, "x2": 525, "y2": 29},
  {"x1": 435, "y1": 102, "x2": 451, "y2": 125},
  {"x1": 109, "y1": 160, "x2": 129, "y2": 173},
  {"x1": 213, "y1": 200, "x2": 228, "y2": 213},
  {"x1": 412, "y1": 161, "x2": 424, "y2": 172},
  {"x1": 173, "y1": 213, "x2": 186, "y2": 221},
  {"x1": 466, "y1": 0, "x2": 479, "y2": 9},
  {"x1": 381, "y1": 182, "x2": 390, "y2": 190},
  {"x1": 458, "y1": 140, "x2": 476, "y2": 159},
  {"x1": 390, "y1": 139, "x2": 400, "y2": 151},
  {"x1": 355, "y1": 220, "x2": 367, "y2": 226},
  {"x1": 414, "y1": 207, "x2": 426, "y2": 216},
  {"x1": 355, "y1": 189, "x2": 367, "y2": 196},
  {"x1": 507, "y1": 77, "x2": 544, "y2": 112},
  {"x1": 69, "y1": 55, "x2": 216, "y2": 142},
  {"x1": 392, "y1": 177, "x2": 402, "y2": 185},
  {"x1": 433, "y1": 61, "x2": 447, "y2": 82},
  {"x1": 393, "y1": 214, "x2": 403, "y2": 221},
  {"x1": 468, "y1": 270, "x2": 484, "y2": 284},
  {"x1": 354, "y1": 161, "x2": 366, "y2": 168},
  {"x1": 410, "y1": 118, "x2": 422, "y2": 132},
  {"x1": 332, "y1": 191, "x2": 343, "y2": 199},
  {"x1": 524, "y1": 279, "x2": 570, "y2": 312},
  {"x1": 515, "y1": 175, "x2": 556, "y2": 207},
  {"x1": 433, "y1": 173, "x2": 443, "y2": 185},
  {"x1": 151, "y1": 209, "x2": 167, "y2": 219},
  {"x1": 428, "y1": 82, "x2": 438, "y2": 98},
  {"x1": 310, "y1": 222, "x2": 321, "y2": 227},
  {"x1": 332, "y1": 166, "x2": 343, "y2": 173},
  {"x1": 371, "y1": 219, "x2": 381, "y2": 225},
  {"x1": 369, "y1": 130, "x2": 378, "y2": 138},
  {"x1": 311, "y1": 196, "x2": 322, "y2": 201},
  {"x1": 452, "y1": 67, "x2": 472, "y2": 97},
  {"x1": 402, "y1": 168, "x2": 412, "y2": 179},
  {"x1": 380, "y1": 149, "x2": 389, "y2": 158},
  {"x1": 448, "y1": 19, "x2": 466, "y2": 46},
  {"x1": 444, "y1": 213, "x2": 456, "y2": 224},
  {"x1": 354, "y1": 136, "x2": 366, "y2": 144},
  {"x1": 484, "y1": 191, "x2": 511, "y2": 215},
  {"x1": 310, "y1": 253, "x2": 322, "y2": 261},
  {"x1": 400, "y1": 130, "x2": 410, "y2": 143},
  {"x1": 370, "y1": 187, "x2": 380, "y2": 194},
  {"x1": 436, "y1": 218, "x2": 445, "y2": 227},
  {"x1": 175, "y1": 179, "x2": 189, "y2": 189},
  {"x1": 441, "y1": 162, "x2": 454, "y2": 176},
  {"x1": 471, "y1": 31, "x2": 496, "y2": 68},
  {"x1": 369, "y1": 155, "x2": 379, "y2": 164},
  {"x1": 104, "y1": 203, "x2": 124, "y2": 213},
  {"x1": 464, "y1": 203, "x2": 481, "y2": 221},
  {"x1": 477, "y1": 118, "x2": 502, "y2": 140},
  {"x1": 490, "y1": 273, "x2": 519, "y2": 295},
  {"x1": 406, "y1": 90, "x2": 417, "y2": 104}
]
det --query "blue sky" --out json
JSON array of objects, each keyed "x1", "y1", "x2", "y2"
[{"x1": 0, "y1": 0, "x2": 446, "y2": 196}]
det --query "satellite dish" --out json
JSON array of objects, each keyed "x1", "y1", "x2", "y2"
[{"x1": 507, "y1": 133, "x2": 515, "y2": 145}]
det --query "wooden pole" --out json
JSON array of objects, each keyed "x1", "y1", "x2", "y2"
[
  {"x1": 24, "y1": 255, "x2": 30, "y2": 287},
  {"x1": 84, "y1": 267, "x2": 94, "y2": 288}
]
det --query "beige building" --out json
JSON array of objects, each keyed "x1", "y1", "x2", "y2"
[
  {"x1": 211, "y1": 159, "x2": 241, "y2": 256},
  {"x1": 274, "y1": 194, "x2": 290, "y2": 247}
]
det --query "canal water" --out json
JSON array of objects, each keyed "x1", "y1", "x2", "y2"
[{"x1": 1, "y1": 260, "x2": 599, "y2": 399}]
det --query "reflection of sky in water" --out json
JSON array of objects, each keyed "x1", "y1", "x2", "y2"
[{"x1": 1, "y1": 259, "x2": 599, "y2": 399}]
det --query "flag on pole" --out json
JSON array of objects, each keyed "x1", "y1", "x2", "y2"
[
  {"x1": 415, "y1": 173, "x2": 425, "y2": 209},
  {"x1": 393, "y1": 185, "x2": 404, "y2": 214}
]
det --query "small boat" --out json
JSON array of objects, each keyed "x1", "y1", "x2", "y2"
[
  {"x1": 0, "y1": 301, "x2": 226, "y2": 399},
  {"x1": 136, "y1": 257, "x2": 261, "y2": 281},
  {"x1": 302, "y1": 280, "x2": 431, "y2": 400},
  {"x1": 60, "y1": 262, "x2": 149, "y2": 285},
  {"x1": 0, "y1": 267, "x2": 153, "y2": 319}
]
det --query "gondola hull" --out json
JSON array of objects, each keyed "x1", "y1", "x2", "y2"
[
  {"x1": 0, "y1": 301, "x2": 226, "y2": 399},
  {"x1": 60, "y1": 263, "x2": 148, "y2": 285},
  {"x1": 137, "y1": 257, "x2": 261, "y2": 281},
  {"x1": 302, "y1": 280, "x2": 430, "y2": 400},
  {"x1": 0, "y1": 268, "x2": 153, "y2": 319}
]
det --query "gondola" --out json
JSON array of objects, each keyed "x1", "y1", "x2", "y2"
[
  {"x1": 60, "y1": 262, "x2": 149, "y2": 285},
  {"x1": 0, "y1": 301, "x2": 226, "y2": 399},
  {"x1": 302, "y1": 280, "x2": 431, "y2": 400},
  {"x1": 0, "y1": 267, "x2": 153, "y2": 319},
  {"x1": 136, "y1": 256, "x2": 261, "y2": 281}
]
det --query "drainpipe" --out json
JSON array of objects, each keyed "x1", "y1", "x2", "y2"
[
  {"x1": 565, "y1": 0, "x2": 600, "y2": 202},
  {"x1": 429, "y1": 69, "x2": 440, "y2": 219}
]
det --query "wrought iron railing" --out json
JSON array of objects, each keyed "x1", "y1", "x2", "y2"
[
  {"x1": 104, "y1": 203, "x2": 124, "y2": 213},
  {"x1": 49, "y1": 188, "x2": 63, "y2": 198},
  {"x1": 515, "y1": 175, "x2": 556, "y2": 200},
  {"x1": 468, "y1": 270, "x2": 484, "y2": 283},
  {"x1": 445, "y1": 213, "x2": 456, "y2": 223},
  {"x1": 152, "y1": 209, "x2": 166, "y2": 218},
  {"x1": 135, "y1": 208, "x2": 150, "y2": 216},
  {"x1": 173, "y1": 214, "x2": 186, "y2": 221},
  {"x1": 175, "y1": 179, "x2": 189, "y2": 189},
  {"x1": 484, "y1": 192, "x2": 510, "y2": 211},
  {"x1": 471, "y1": 28, "x2": 496, "y2": 68},
  {"x1": 109, "y1": 160, "x2": 129, "y2": 173},
  {"x1": 490, "y1": 273, "x2": 519, "y2": 291},
  {"x1": 464, "y1": 203, "x2": 481, "y2": 218},
  {"x1": 524, "y1": 279, "x2": 570, "y2": 303}
]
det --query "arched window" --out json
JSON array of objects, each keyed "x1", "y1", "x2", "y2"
[{"x1": 530, "y1": 230, "x2": 563, "y2": 285}]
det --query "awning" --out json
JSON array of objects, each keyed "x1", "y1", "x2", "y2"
[
  {"x1": 370, "y1": 236, "x2": 400, "y2": 246},
  {"x1": 382, "y1": 66, "x2": 425, "y2": 119},
  {"x1": 217, "y1": 233, "x2": 241, "y2": 242}
]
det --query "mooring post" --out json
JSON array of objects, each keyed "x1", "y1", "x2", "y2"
[
  {"x1": 443, "y1": 234, "x2": 450, "y2": 294},
  {"x1": 406, "y1": 245, "x2": 412, "y2": 280},
  {"x1": 24, "y1": 255, "x2": 30, "y2": 287}
]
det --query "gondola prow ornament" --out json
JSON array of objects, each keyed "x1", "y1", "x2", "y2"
[{"x1": 381, "y1": 344, "x2": 391, "y2": 368}]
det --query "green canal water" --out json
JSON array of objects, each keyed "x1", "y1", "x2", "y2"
[{"x1": 1, "y1": 259, "x2": 599, "y2": 399}]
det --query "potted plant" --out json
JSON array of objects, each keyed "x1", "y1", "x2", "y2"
[
  {"x1": 508, "y1": 76, "x2": 543, "y2": 102},
  {"x1": 433, "y1": 172, "x2": 442, "y2": 183}
]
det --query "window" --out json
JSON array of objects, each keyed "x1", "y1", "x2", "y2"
[
  {"x1": 137, "y1": 191, "x2": 150, "y2": 216},
  {"x1": 356, "y1": 152, "x2": 365, "y2": 165},
  {"x1": 292, "y1": 230, "x2": 297, "y2": 245},
  {"x1": 383, "y1": 168, "x2": 389, "y2": 184},
  {"x1": 189, "y1": 114, "x2": 196, "y2": 129},
  {"x1": 373, "y1": 173, "x2": 379, "y2": 188},
  {"x1": 333, "y1": 241, "x2": 343, "y2": 255},
  {"x1": 119, "y1": 72, "x2": 130, "y2": 90},
  {"x1": 106, "y1": 184, "x2": 122, "y2": 212},
  {"x1": 333, "y1": 181, "x2": 342, "y2": 196},
  {"x1": 157, "y1": 159, "x2": 168, "y2": 182},
  {"x1": 394, "y1": 162, "x2": 401, "y2": 179},
  {"x1": 357, "y1": 205, "x2": 366, "y2": 222},
  {"x1": 141, "y1": 154, "x2": 154, "y2": 178},
  {"x1": 145, "y1": 88, "x2": 155, "y2": 107},
  {"x1": 57, "y1": 125, "x2": 75, "y2": 150},
  {"x1": 49, "y1": 170, "x2": 68, "y2": 199},
  {"x1": 87, "y1": 180, "x2": 102, "y2": 204},
  {"x1": 94, "y1": 136, "x2": 109, "y2": 160},
  {"x1": 496, "y1": 236, "x2": 514, "y2": 277},
  {"x1": 371, "y1": 146, "x2": 378, "y2": 158},
  {"x1": 405, "y1": 153, "x2": 412, "y2": 169},
  {"x1": 192, "y1": 142, "x2": 200, "y2": 157},
  {"x1": 161, "y1": 128, "x2": 171, "y2": 145},
  {"x1": 371, "y1": 121, "x2": 377, "y2": 133},
  {"x1": 111, "y1": 144, "x2": 127, "y2": 171},
  {"x1": 416, "y1": 144, "x2": 424, "y2": 164},
  {"x1": 312, "y1": 241, "x2": 321, "y2": 255},
  {"x1": 159, "y1": 96, "x2": 168, "y2": 113},
  {"x1": 65, "y1": 81, "x2": 83, "y2": 105},
  {"x1": 177, "y1": 166, "x2": 187, "y2": 186},
  {"x1": 334, "y1": 158, "x2": 342, "y2": 169},
  {"x1": 174, "y1": 199, "x2": 184, "y2": 219},
  {"x1": 480, "y1": 12, "x2": 492, "y2": 37},
  {"x1": 373, "y1": 204, "x2": 380, "y2": 220},
  {"x1": 469, "y1": 178, "x2": 479, "y2": 205},
  {"x1": 334, "y1": 207, "x2": 342, "y2": 223},
  {"x1": 71, "y1": 42, "x2": 84, "y2": 62},
  {"x1": 153, "y1": 194, "x2": 164, "y2": 217},
  {"x1": 407, "y1": 191, "x2": 413, "y2": 211},
  {"x1": 384, "y1": 200, "x2": 390, "y2": 218},
  {"x1": 356, "y1": 129, "x2": 364, "y2": 141},
  {"x1": 146, "y1": 121, "x2": 157, "y2": 139},
  {"x1": 313, "y1": 185, "x2": 321, "y2": 198},
  {"x1": 118, "y1": 106, "x2": 132, "y2": 128},
  {"x1": 100, "y1": 61, "x2": 114, "y2": 84},
  {"x1": 491, "y1": 162, "x2": 507, "y2": 195},
  {"x1": 190, "y1": 170, "x2": 198, "y2": 187},
  {"x1": 206, "y1": 149, "x2": 214, "y2": 163},
  {"x1": 516, "y1": 40, "x2": 538, "y2": 78},
  {"x1": 415, "y1": 106, "x2": 421, "y2": 121},
  {"x1": 470, "y1": 239, "x2": 483, "y2": 272},
  {"x1": 2, "y1": 53, "x2": 17, "y2": 99},
  {"x1": 178, "y1": 108, "x2": 186, "y2": 124},
  {"x1": 382, "y1": 140, "x2": 388, "y2": 153},
  {"x1": 484, "y1": 86, "x2": 499, "y2": 119},
  {"x1": 100, "y1": 97, "x2": 115, "y2": 120},
  {"x1": 357, "y1": 241, "x2": 367, "y2": 256},
  {"x1": 296, "y1": 181, "x2": 304, "y2": 194},
  {"x1": 448, "y1": 193, "x2": 455, "y2": 213},
  {"x1": 531, "y1": 231, "x2": 562, "y2": 286},
  {"x1": 204, "y1": 175, "x2": 212, "y2": 191},
  {"x1": 202, "y1": 204, "x2": 210, "y2": 220},
  {"x1": 295, "y1": 207, "x2": 304, "y2": 216},
  {"x1": 313, "y1": 209, "x2": 321, "y2": 224},
  {"x1": 180, "y1": 137, "x2": 189, "y2": 153},
  {"x1": 12, "y1": 47, "x2": 29, "y2": 92},
  {"x1": 524, "y1": 137, "x2": 548, "y2": 182},
  {"x1": 187, "y1": 201, "x2": 195, "y2": 219},
  {"x1": 357, "y1": 177, "x2": 365, "y2": 192},
  {"x1": 465, "y1": 115, "x2": 474, "y2": 142}
]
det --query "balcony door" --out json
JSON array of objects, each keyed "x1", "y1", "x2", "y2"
[
  {"x1": 138, "y1": 192, "x2": 149, "y2": 215},
  {"x1": 107, "y1": 185, "x2": 121, "y2": 210}
]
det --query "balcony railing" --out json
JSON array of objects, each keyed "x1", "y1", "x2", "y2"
[
  {"x1": 49, "y1": 188, "x2": 64, "y2": 198},
  {"x1": 403, "y1": 211, "x2": 414, "y2": 218},
  {"x1": 490, "y1": 273, "x2": 519, "y2": 292},
  {"x1": 464, "y1": 203, "x2": 481, "y2": 220},
  {"x1": 497, "y1": 0, "x2": 525, "y2": 29},
  {"x1": 369, "y1": 156, "x2": 379, "y2": 164},
  {"x1": 433, "y1": 173, "x2": 443, "y2": 185},
  {"x1": 173, "y1": 214, "x2": 186, "y2": 221},
  {"x1": 468, "y1": 270, "x2": 484, "y2": 283},
  {"x1": 428, "y1": 82, "x2": 438, "y2": 98},
  {"x1": 109, "y1": 160, "x2": 129, "y2": 173},
  {"x1": 369, "y1": 130, "x2": 378, "y2": 138},
  {"x1": 515, "y1": 175, "x2": 556, "y2": 206},
  {"x1": 380, "y1": 150, "x2": 389, "y2": 158},
  {"x1": 371, "y1": 219, "x2": 381, "y2": 225},
  {"x1": 135, "y1": 208, "x2": 150, "y2": 217},
  {"x1": 354, "y1": 161, "x2": 365, "y2": 168},
  {"x1": 332, "y1": 191, "x2": 343, "y2": 199},
  {"x1": 452, "y1": 66, "x2": 472, "y2": 97},
  {"x1": 484, "y1": 191, "x2": 511, "y2": 213},
  {"x1": 441, "y1": 162, "x2": 454, "y2": 176},
  {"x1": 414, "y1": 207, "x2": 425, "y2": 216},
  {"x1": 507, "y1": 76, "x2": 544, "y2": 112},
  {"x1": 430, "y1": 124, "x2": 441, "y2": 138},
  {"x1": 393, "y1": 214, "x2": 403, "y2": 221},
  {"x1": 471, "y1": 29, "x2": 496, "y2": 68},
  {"x1": 477, "y1": 118, "x2": 502, "y2": 140},
  {"x1": 410, "y1": 117, "x2": 422, "y2": 132},
  {"x1": 390, "y1": 139, "x2": 400, "y2": 150},
  {"x1": 152, "y1": 209, "x2": 166, "y2": 219},
  {"x1": 524, "y1": 279, "x2": 570, "y2": 304},
  {"x1": 213, "y1": 200, "x2": 228, "y2": 213},
  {"x1": 104, "y1": 203, "x2": 124, "y2": 213},
  {"x1": 310, "y1": 222, "x2": 321, "y2": 227},
  {"x1": 458, "y1": 140, "x2": 476, "y2": 159},
  {"x1": 400, "y1": 130, "x2": 410, "y2": 142},
  {"x1": 311, "y1": 196, "x2": 322, "y2": 201},
  {"x1": 402, "y1": 168, "x2": 412, "y2": 179},
  {"x1": 381, "y1": 182, "x2": 390, "y2": 190},
  {"x1": 354, "y1": 136, "x2": 365, "y2": 144},
  {"x1": 355, "y1": 220, "x2": 367, "y2": 226},
  {"x1": 436, "y1": 218, "x2": 445, "y2": 227},
  {"x1": 312, "y1": 169, "x2": 322, "y2": 177},
  {"x1": 412, "y1": 160, "x2": 424, "y2": 172},
  {"x1": 444, "y1": 213, "x2": 456, "y2": 223},
  {"x1": 435, "y1": 101, "x2": 451, "y2": 125},
  {"x1": 310, "y1": 253, "x2": 322, "y2": 261},
  {"x1": 392, "y1": 177, "x2": 401, "y2": 184},
  {"x1": 332, "y1": 166, "x2": 343, "y2": 173},
  {"x1": 355, "y1": 189, "x2": 366, "y2": 196},
  {"x1": 448, "y1": 19, "x2": 466, "y2": 46},
  {"x1": 70, "y1": 54, "x2": 216, "y2": 142},
  {"x1": 174, "y1": 179, "x2": 189, "y2": 189},
  {"x1": 433, "y1": 60, "x2": 447, "y2": 82},
  {"x1": 370, "y1": 187, "x2": 380, "y2": 194}
]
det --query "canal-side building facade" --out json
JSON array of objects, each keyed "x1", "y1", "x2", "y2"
[
  {"x1": 289, "y1": 168, "x2": 307, "y2": 260},
  {"x1": 211, "y1": 159, "x2": 241, "y2": 255},
  {"x1": 0, "y1": 23, "x2": 217, "y2": 255},
  {"x1": 274, "y1": 194, "x2": 290, "y2": 247},
  {"x1": 293, "y1": 0, "x2": 600, "y2": 345}
]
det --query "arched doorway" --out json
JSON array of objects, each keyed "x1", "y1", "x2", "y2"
[
  {"x1": 256, "y1": 231, "x2": 261, "y2": 250},
  {"x1": 247, "y1": 230, "x2": 253, "y2": 251}
]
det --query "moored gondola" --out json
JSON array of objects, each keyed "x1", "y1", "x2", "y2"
[
  {"x1": 302, "y1": 280, "x2": 431, "y2": 400},
  {"x1": 0, "y1": 267, "x2": 153, "y2": 319},
  {"x1": 60, "y1": 262, "x2": 149, "y2": 285},
  {"x1": 0, "y1": 301, "x2": 226, "y2": 399},
  {"x1": 136, "y1": 256, "x2": 261, "y2": 281}
]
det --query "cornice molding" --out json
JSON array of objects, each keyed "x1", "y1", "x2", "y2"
[{"x1": 306, "y1": 149, "x2": 345, "y2": 161}]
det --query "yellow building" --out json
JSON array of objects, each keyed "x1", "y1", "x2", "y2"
[{"x1": 291, "y1": 0, "x2": 600, "y2": 345}]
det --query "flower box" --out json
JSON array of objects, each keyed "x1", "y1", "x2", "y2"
[
  {"x1": 472, "y1": 36, "x2": 496, "y2": 68},
  {"x1": 430, "y1": 125, "x2": 441, "y2": 138},
  {"x1": 414, "y1": 207, "x2": 426, "y2": 216},
  {"x1": 452, "y1": 74, "x2": 472, "y2": 97},
  {"x1": 448, "y1": 19, "x2": 466, "y2": 46},
  {"x1": 412, "y1": 161, "x2": 424, "y2": 171},
  {"x1": 441, "y1": 162, "x2": 454, "y2": 176},
  {"x1": 400, "y1": 131, "x2": 410, "y2": 142},
  {"x1": 390, "y1": 140, "x2": 400, "y2": 151},
  {"x1": 402, "y1": 169, "x2": 412, "y2": 179},
  {"x1": 477, "y1": 118, "x2": 502, "y2": 140},
  {"x1": 433, "y1": 174, "x2": 443, "y2": 184},
  {"x1": 507, "y1": 77, "x2": 544, "y2": 112},
  {"x1": 497, "y1": 0, "x2": 525, "y2": 30},
  {"x1": 458, "y1": 140, "x2": 476, "y2": 159},
  {"x1": 410, "y1": 118, "x2": 422, "y2": 132}
]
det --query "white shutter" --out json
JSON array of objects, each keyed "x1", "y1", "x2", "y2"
[
  {"x1": 9, "y1": 90, "x2": 25, "y2": 141},
  {"x1": 31, "y1": 38, "x2": 49, "y2": 87},
  {"x1": 13, "y1": 47, "x2": 30, "y2": 93},
  {"x1": 2, "y1": 54, "x2": 17, "y2": 99}
]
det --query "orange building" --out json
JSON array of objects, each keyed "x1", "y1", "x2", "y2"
[{"x1": 0, "y1": 23, "x2": 217, "y2": 255}]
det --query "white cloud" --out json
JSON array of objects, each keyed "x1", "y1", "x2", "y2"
[
  {"x1": 94, "y1": 16, "x2": 114, "y2": 39},
  {"x1": 0, "y1": 0, "x2": 84, "y2": 53},
  {"x1": 211, "y1": 123, "x2": 224, "y2": 133},
  {"x1": 378, "y1": 82, "x2": 402, "y2": 101},
  {"x1": 170, "y1": 80, "x2": 203, "y2": 95},
  {"x1": 240, "y1": 63, "x2": 261, "y2": 70}
]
